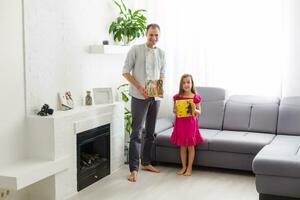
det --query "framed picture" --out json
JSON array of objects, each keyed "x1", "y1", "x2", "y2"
[
  {"x1": 58, "y1": 91, "x2": 74, "y2": 110},
  {"x1": 145, "y1": 80, "x2": 164, "y2": 97},
  {"x1": 93, "y1": 87, "x2": 114, "y2": 104}
]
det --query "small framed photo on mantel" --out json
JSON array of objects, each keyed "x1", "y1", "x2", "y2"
[
  {"x1": 58, "y1": 91, "x2": 74, "y2": 111},
  {"x1": 93, "y1": 87, "x2": 114, "y2": 104}
]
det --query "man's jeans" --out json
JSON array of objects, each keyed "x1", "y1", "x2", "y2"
[{"x1": 129, "y1": 97, "x2": 160, "y2": 172}]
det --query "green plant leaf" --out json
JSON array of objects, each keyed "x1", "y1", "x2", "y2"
[
  {"x1": 122, "y1": 92, "x2": 129, "y2": 102},
  {"x1": 126, "y1": 124, "x2": 131, "y2": 134},
  {"x1": 133, "y1": 9, "x2": 146, "y2": 16},
  {"x1": 113, "y1": 0, "x2": 124, "y2": 14},
  {"x1": 124, "y1": 107, "x2": 130, "y2": 113},
  {"x1": 109, "y1": 23, "x2": 115, "y2": 34},
  {"x1": 121, "y1": 0, "x2": 127, "y2": 10},
  {"x1": 117, "y1": 83, "x2": 129, "y2": 90}
]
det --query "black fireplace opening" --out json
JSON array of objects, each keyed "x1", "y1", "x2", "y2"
[{"x1": 77, "y1": 124, "x2": 110, "y2": 191}]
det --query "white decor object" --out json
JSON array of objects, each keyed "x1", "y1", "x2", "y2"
[
  {"x1": 93, "y1": 87, "x2": 114, "y2": 104},
  {"x1": 89, "y1": 45, "x2": 130, "y2": 54}
]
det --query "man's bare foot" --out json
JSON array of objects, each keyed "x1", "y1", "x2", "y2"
[
  {"x1": 177, "y1": 168, "x2": 186, "y2": 175},
  {"x1": 128, "y1": 171, "x2": 138, "y2": 182},
  {"x1": 141, "y1": 164, "x2": 160, "y2": 173},
  {"x1": 183, "y1": 168, "x2": 192, "y2": 176}
]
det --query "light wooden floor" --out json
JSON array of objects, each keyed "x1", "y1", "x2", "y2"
[{"x1": 68, "y1": 164, "x2": 259, "y2": 200}]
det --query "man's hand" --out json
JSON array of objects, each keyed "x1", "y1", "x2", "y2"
[
  {"x1": 137, "y1": 85, "x2": 149, "y2": 99},
  {"x1": 122, "y1": 73, "x2": 149, "y2": 99}
]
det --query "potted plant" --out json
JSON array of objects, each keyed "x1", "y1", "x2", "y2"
[
  {"x1": 109, "y1": 0, "x2": 147, "y2": 45},
  {"x1": 117, "y1": 83, "x2": 132, "y2": 163}
]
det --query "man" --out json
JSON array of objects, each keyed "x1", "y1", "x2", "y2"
[{"x1": 122, "y1": 24, "x2": 165, "y2": 182}]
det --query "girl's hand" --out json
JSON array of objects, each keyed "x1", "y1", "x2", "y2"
[
  {"x1": 173, "y1": 108, "x2": 177, "y2": 114},
  {"x1": 194, "y1": 103, "x2": 201, "y2": 116},
  {"x1": 194, "y1": 109, "x2": 201, "y2": 116},
  {"x1": 173, "y1": 101, "x2": 177, "y2": 115}
]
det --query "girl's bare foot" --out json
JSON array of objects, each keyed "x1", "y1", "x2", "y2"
[
  {"x1": 141, "y1": 164, "x2": 160, "y2": 173},
  {"x1": 128, "y1": 171, "x2": 138, "y2": 182},
  {"x1": 184, "y1": 168, "x2": 192, "y2": 176},
  {"x1": 177, "y1": 168, "x2": 186, "y2": 175}
]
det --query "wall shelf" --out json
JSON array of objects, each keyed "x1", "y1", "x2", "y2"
[
  {"x1": 89, "y1": 45, "x2": 130, "y2": 54},
  {"x1": 0, "y1": 156, "x2": 69, "y2": 190}
]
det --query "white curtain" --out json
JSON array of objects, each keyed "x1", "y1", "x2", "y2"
[{"x1": 141, "y1": 0, "x2": 283, "y2": 98}]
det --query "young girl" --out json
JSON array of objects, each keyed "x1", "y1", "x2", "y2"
[{"x1": 171, "y1": 74, "x2": 204, "y2": 176}]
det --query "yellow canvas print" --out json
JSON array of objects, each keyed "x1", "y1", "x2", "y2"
[
  {"x1": 145, "y1": 80, "x2": 163, "y2": 97},
  {"x1": 176, "y1": 99, "x2": 195, "y2": 118}
]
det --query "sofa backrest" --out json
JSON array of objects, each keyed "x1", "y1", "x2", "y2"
[
  {"x1": 277, "y1": 97, "x2": 300, "y2": 136},
  {"x1": 196, "y1": 87, "x2": 226, "y2": 130},
  {"x1": 223, "y1": 95, "x2": 280, "y2": 133}
]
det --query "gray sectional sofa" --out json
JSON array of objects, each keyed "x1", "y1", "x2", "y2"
[{"x1": 152, "y1": 87, "x2": 300, "y2": 200}]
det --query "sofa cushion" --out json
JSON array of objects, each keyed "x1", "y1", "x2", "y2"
[
  {"x1": 223, "y1": 102, "x2": 251, "y2": 131},
  {"x1": 277, "y1": 97, "x2": 300, "y2": 136},
  {"x1": 228, "y1": 95, "x2": 279, "y2": 104},
  {"x1": 253, "y1": 135, "x2": 300, "y2": 178},
  {"x1": 155, "y1": 128, "x2": 173, "y2": 147},
  {"x1": 196, "y1": 129, "x2": 221, "y2": 150},
  {"x1": 154, "y1": 117, "x2": 174, "y2": 136},
  {"x1": 155, "y1": 128, "x2": 221, "y2": 150},
  {"x1": 209, "y1": 130, "x2": 275, "y2": 154},
  {"x1": 196, "y1": 87, "x2": 226, "y2": 130},
  {"x1": 249, "y1": 105, "x2": 279, "y2": 133},
  {"x1": 223, "y1": 95, "x2": 279, "y2": 133},
  {"x1": 199, "y1": 101, "x2": 225, "y2": 130},
  {"x1": 196, "y1": 87, "x2": 226, "y2": 102}
]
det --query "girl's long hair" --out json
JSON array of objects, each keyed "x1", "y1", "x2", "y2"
[{"x1": 178, "y1": 74, "x2": 196, "y2": 96}]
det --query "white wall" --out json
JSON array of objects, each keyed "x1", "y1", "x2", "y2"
[
  {"x1": 24, "y1": 0, "x2": 135, "y2": 113},
  {"x1": 0, "y1": 1, "x2": 28, "y2": 199},
  {"x1": 23, "y1": 0, "x2": 174, "y2": 118},
  {"x1": 0, "y1": 0, "x2": 26, "y2": 165},
  {"x1": 282, "y1": 0, "x2": 300, "y2": 97}
]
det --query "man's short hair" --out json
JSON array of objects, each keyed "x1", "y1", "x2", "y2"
[{"x1": 146, "y1": 24, "x2": 160, "y2": 32}]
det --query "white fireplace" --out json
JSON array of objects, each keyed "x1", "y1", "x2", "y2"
[{"x1": 0, "y1": 103, "x2": 124, "y2": 200}]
